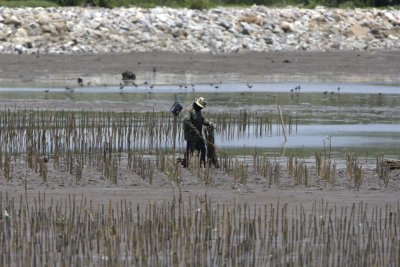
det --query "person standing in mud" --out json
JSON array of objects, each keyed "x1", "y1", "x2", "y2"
[{"x1": 182, "y1": 97, "x2": 213, "y2": 168}]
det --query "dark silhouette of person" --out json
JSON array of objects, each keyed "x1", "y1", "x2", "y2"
[{"x1": 182, "y1": 97, "x2": 213, "y2": 167}]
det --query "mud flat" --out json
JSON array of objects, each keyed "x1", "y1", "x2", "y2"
[{"x1": 1, "y1": 50, "x2": 400, "y2": 87}]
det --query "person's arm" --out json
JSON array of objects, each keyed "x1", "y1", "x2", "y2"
[{"x1": 202, "y1": 115, "x2": 213, "y2": 127}]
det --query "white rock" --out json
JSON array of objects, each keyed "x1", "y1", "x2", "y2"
[
  {"x1": 14, "y1": 44, "x2": 25, "y2": 54},
  {"x1": 0, "y1": 6, "x2": 398, "y2": 54},
  {"x1": 14, "y1": 27, "x2": 28, "y2": 38},
  {"x1": 280, "y1": 21, "x2": 293, "y2": 32}
]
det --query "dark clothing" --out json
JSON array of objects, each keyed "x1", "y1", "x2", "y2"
[
  {"x1": 185, "y1": 139, "x2": 206, "y2": 167},
  {"x1": 182, "y1": 106, "x2": 210, "y2": 167},
  {"x1": 183, "y1": 107, "x2": 210, "y2": 142}
]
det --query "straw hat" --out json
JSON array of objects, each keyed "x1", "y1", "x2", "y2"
[{"x1": 195, "y1": 97, "x2": 206, "y2": 108}]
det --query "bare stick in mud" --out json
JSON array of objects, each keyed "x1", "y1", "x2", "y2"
[{"x1": 278, "y1": 105, "x2": 288, "y2": 142}]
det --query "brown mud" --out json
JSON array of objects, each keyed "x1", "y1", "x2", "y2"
[
  {"x1": 1, "y1": 50, "x2": 400, "y2": 87},
  {"x1": 0, "y1": 50, "x2": 399, "y2": 210}
]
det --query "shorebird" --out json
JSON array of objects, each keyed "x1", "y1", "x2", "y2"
[
  {"x1": 65, "y1": 86, "x2": 74, "y2": 92},
  {"x1": 77, "y1": 77, "x2": 84, "y2": 87},
  {"x1": 247, "y1": 83, "x2": 253, "y2": 89}
]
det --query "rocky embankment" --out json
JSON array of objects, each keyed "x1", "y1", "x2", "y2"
[{"x1": 0, "y1": 6, "x2": 399, "y2": 54}]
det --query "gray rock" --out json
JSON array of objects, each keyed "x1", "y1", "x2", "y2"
[
  {"x1": 264, "y1": 37, "x2": 273, "y2": 44},
  {"x1": 239, "y1": 22, "x2": 253, "y2": 35},
  {"x1": 0, "y1": 6, "x2": 399, "y2": 54},
  {"x1": 27, "y1": 22, "x2": 42, "y2": 36}
]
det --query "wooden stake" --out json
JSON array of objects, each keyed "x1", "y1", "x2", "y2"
[
  {"x1": 173, "y1": 95, "x2": 178, "y2": 151},
  {"x1": 278, "y1": 105, "x2": 288, "y2": 142}
]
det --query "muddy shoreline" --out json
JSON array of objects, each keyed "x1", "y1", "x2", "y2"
[
  {"x1": 1, "y1": 50, "x2": 400, "y2": 87},
  {"x1": 0, "y1": 50, "x2": 399, "y2": 211}
]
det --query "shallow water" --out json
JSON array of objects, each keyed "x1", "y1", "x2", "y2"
[
  {"x1": 1, "y1": 81, "x2": 400, "y2": 94},
  {"x1": 0, "y1": 82, "x2": 399, "y2": 158},
  {"x1": 215, "y1": 124, "x2": 400, "y2": 151}
]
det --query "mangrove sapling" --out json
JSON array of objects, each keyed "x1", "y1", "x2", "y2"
[
  {"x1": 38, "y1": 154, "x2": 48, "y2": 182},
  {"x1": 0, "y1": 194, "x2": 399, "y2": 265},
  {"x1": 376, "y1": 156, "x2": 390, "y2": 188},
  {"x1": 315, "y1": 152, "x2": 336, "y2": 187},
  {"x1": 252, "y1": 153, "x2": 280, "y2": 187},
  {"x1": 323, "y1": 135, "x2": 332, "y2": 159},
  {"x1": 166, "y1": 157, "x2": 183, "y2": 204},
  {"x1": 346, "y1": 154, "x2": 363, "y2": 189},
  {"x1": 3, "y1": 154, "x2": 11, "y2": 180}
]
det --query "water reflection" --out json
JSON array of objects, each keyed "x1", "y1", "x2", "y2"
[
  {"x1": 0, "y1": 82, "x2": 400, "y2": 94},
  {"x1": 0, "y1": 83, "x2": 399, "y2": 157},
  {"x1": 216, "y1": 124, "x2": 400, "y2": 149}
]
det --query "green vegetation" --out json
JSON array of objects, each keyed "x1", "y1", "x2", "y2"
[
  {"x1": 0, "y1": 0, "x2": 399, "y2": 9},
  {"x1": 0, "y1": 0, "x2": 58, "y2": 7}
]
